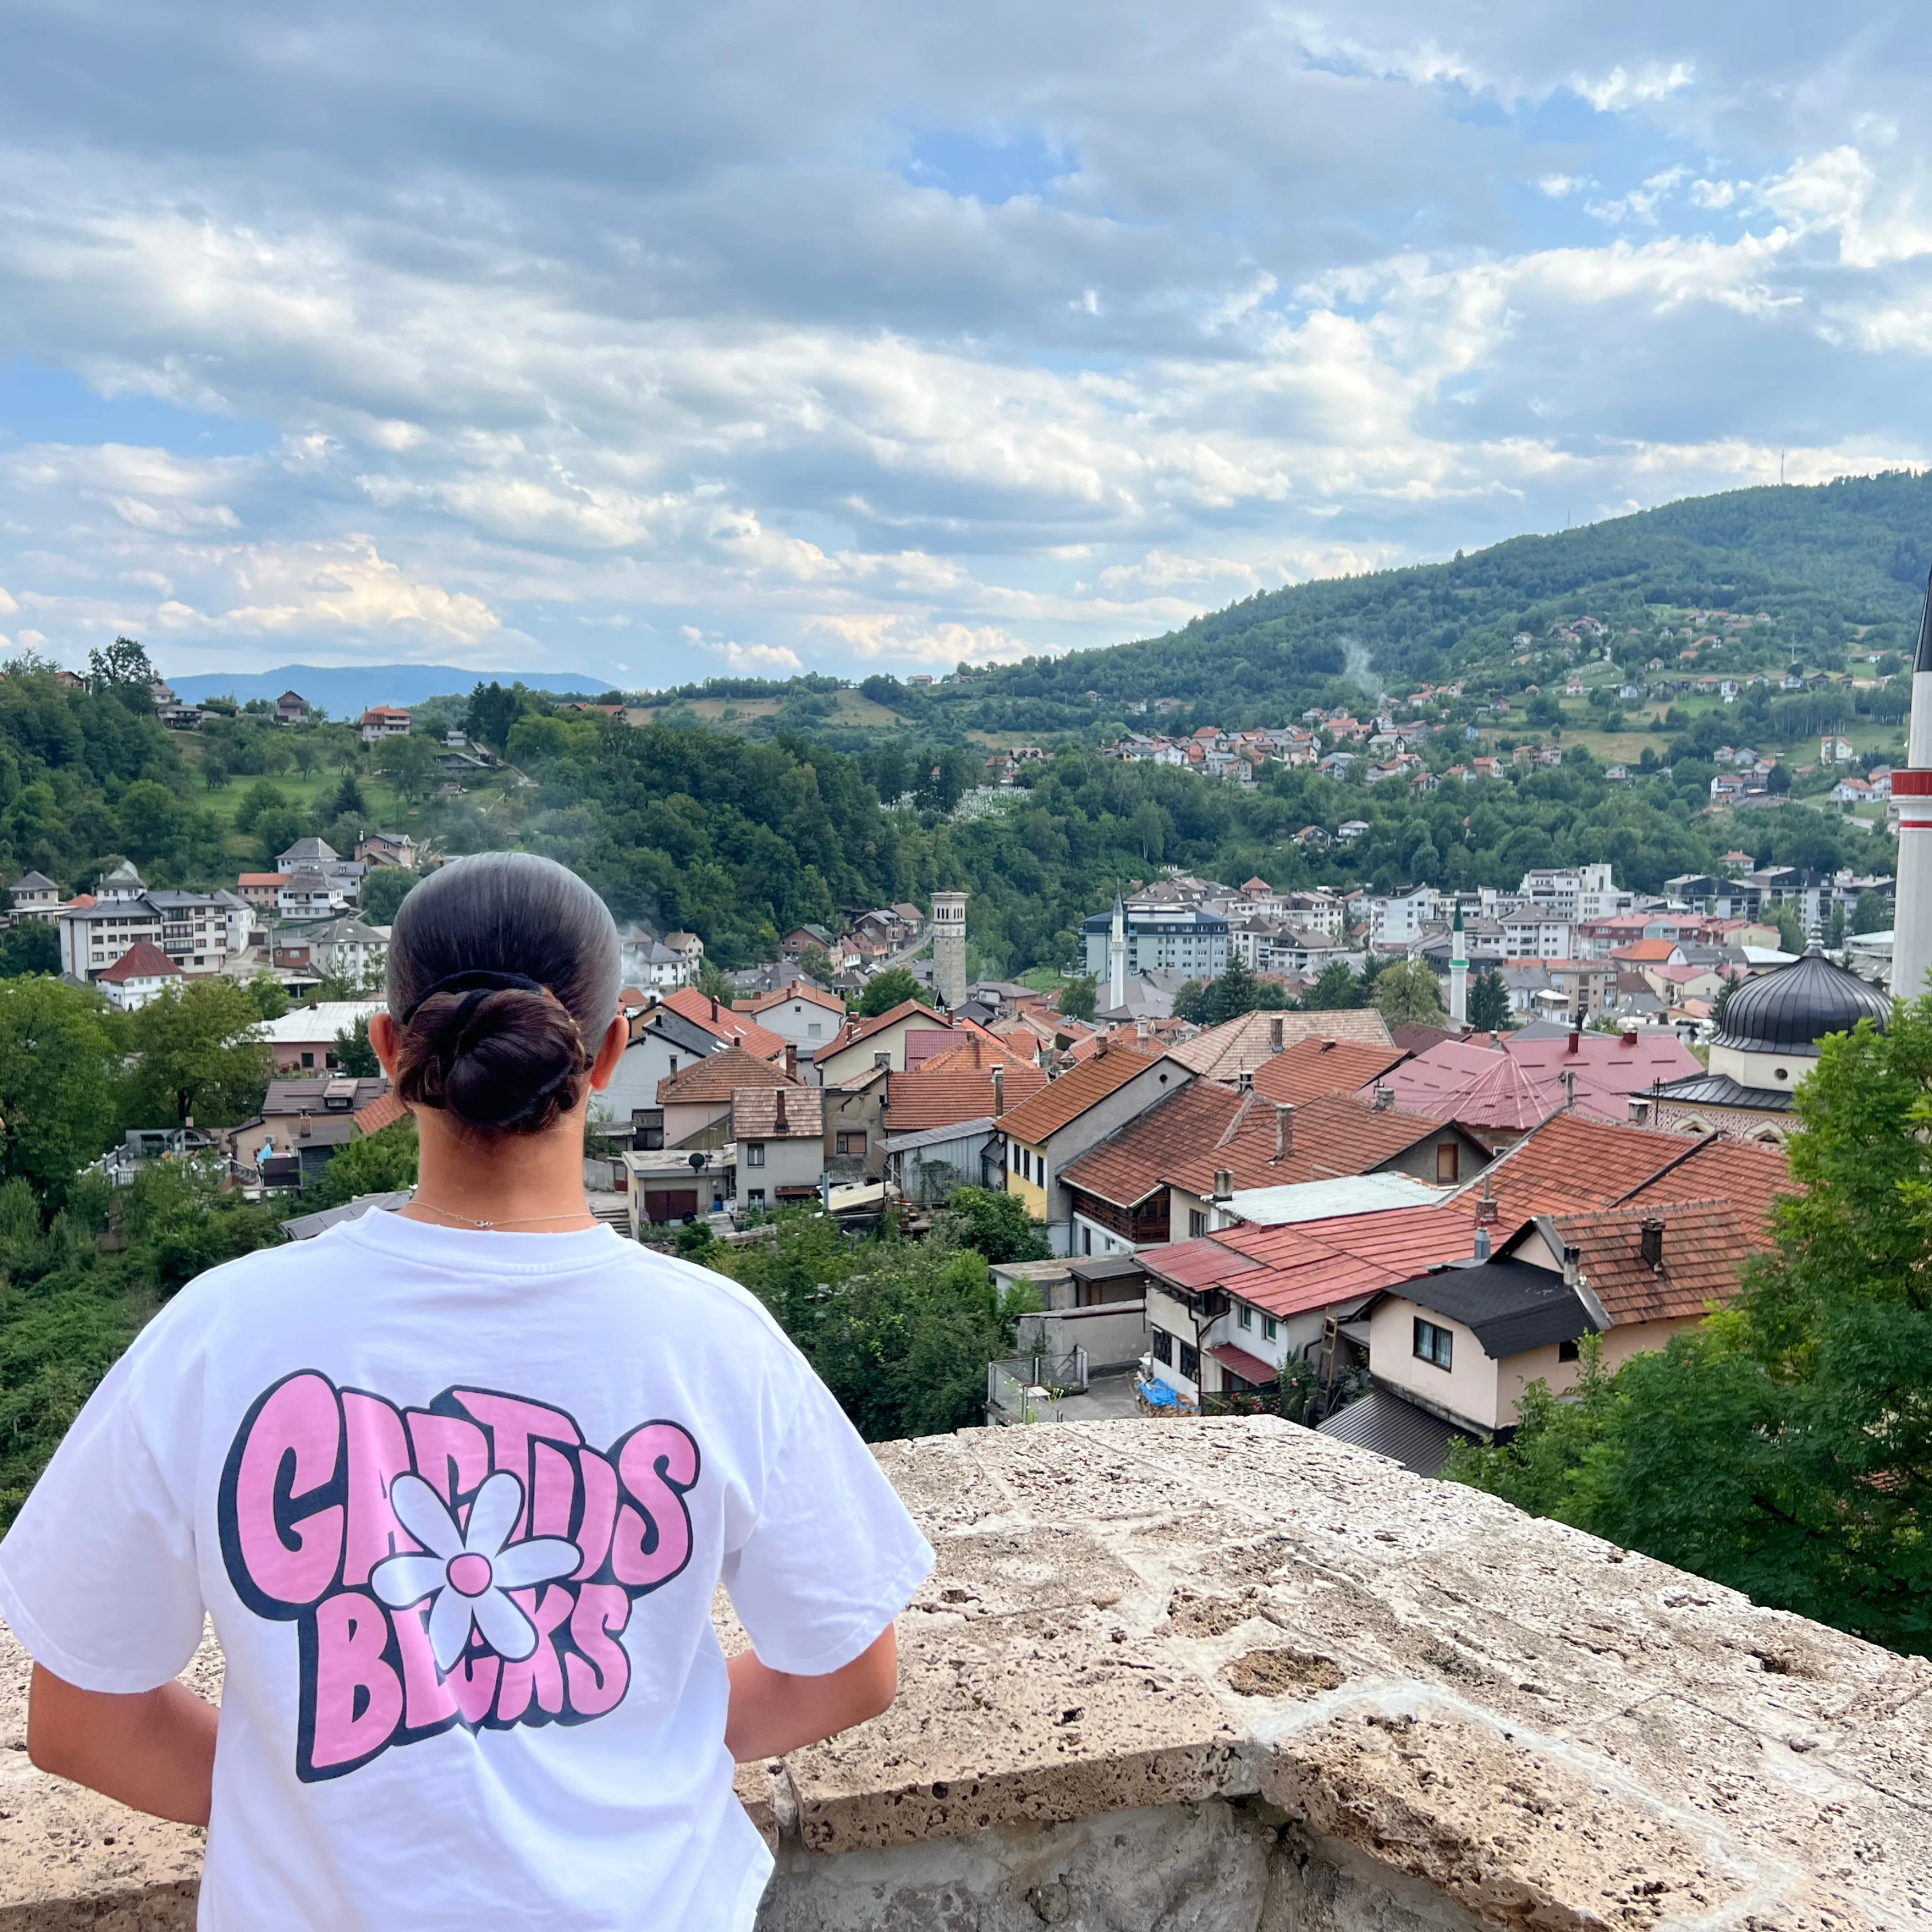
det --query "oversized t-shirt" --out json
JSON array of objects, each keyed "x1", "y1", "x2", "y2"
[{"x1": 0, "y1": 1211, "x2": 934, "y2": 1930}]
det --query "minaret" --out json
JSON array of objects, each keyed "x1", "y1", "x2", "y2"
[
  {"x1": 1891, "y1": 570, "x2": 1932, "y2": 1006},
  {"x1": 1109, "y1": 894, "x2": 1127, "y2": 1012},
  {"x1": 1448, "y1": 903, "x2": 1468, "y2": 1028}
]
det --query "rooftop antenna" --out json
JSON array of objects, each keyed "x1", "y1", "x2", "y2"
[{"x1": 1780, "y1": 448, "x2": 1786, "y2": 487}]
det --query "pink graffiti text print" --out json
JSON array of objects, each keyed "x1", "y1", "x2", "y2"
[{"x1": 218, "y1": 1373, "x2": 701, "y2": 1781}]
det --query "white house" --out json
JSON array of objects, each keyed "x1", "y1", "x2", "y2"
[{"x1": 94, "y1": 940, "x2": 183, "y2": 1012}]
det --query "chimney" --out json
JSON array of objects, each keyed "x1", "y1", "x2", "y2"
[
  {"x1": 1372, "y1": 1084, "x2": 1394, "y2": 1111},
  {"x1": 1239, "y1": 1068, "x2": 1254, "y2": 1093},
  {"x1": 784, "y1": 1043, "x2": 797, "y2": 1080},
  {"x1": 874, "y1": 1050, "x2": 891, "y2": 1070},
  {"x1": 774, "y1": 1089, "x2": 788, "y2": 1132},
  {"x1": 1567, "y1": 1028, "x2": 1580, "y2": 1055},
  {"x1": 1274, "y1": 1103, "x2": 1294, "y2": 1160},
  {"x1": 1212, "y1": 1168, "x2": 1233, "y2": 1202},
  {"x1": 1269, "y1": 1015, "x2": 1283, "y2": 1050},
  {"x1": 1136, "y1": 1017, "x2": 1151, "y2": 1043},
  {"x1": 710, "y1": 995, "x2": 719, "y2": 1022},
  {"x1": 1561, "y1": 1068, "x2": 1577, "y2": 1111},
  {"x1": 1561, "y1": 1243, "x2": 1581, "y2": 1290},
  {"x1": 1640, "y1": 1218, "x2": 1665, "y2": 1269},
  {"x1": 1621, "y1": 1028, "x2": 1638, "y2": 1047},
  {"x1": 991, "y1": 1064, "x2": 1004, "y2": 1114}
]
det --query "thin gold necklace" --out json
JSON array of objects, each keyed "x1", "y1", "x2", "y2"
[{"x1": 408, "y1": 1198, "x2": 595, "y2": 1230}]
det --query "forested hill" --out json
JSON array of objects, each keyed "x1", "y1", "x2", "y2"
[
  {"x1": 638, "y1": 469, "x2": 1932, "y2": 740},
  {"x1": 947, "y1": 468, "x2": 1932, "y2": 725}
]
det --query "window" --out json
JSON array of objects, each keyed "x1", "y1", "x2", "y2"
[
  {"x1": 1558, "y1": 1338, "x2": 1581, "y2": 1363},
  {"x1": 746, "y1": 1143, "x2": 765, "y2": 1167},
  {"x1": 1263, "y1": 1316, "x2": 1278, "y2": 1342},
  {"x1": 1436, "y1": 1143, "x2": 1460, "y2": 1184},
  {"x1": 1188, "y1": 1209, "x2": 1208, "y2": 1239},
  {"x1": 1238, "y1": 1304, "x2": 1253, "y2": 1330},
  {"x1": 745, "y1": 1188, "x2": 765, "y2": 1208},
  {"x1": 836, "y1": 1132, "x2": 864, "y2": 1156},
  {"x1": 301, "y1": 1052, "x2": 315, "y2": 1069},
  {"x1": 1012, "y1": 1142, "x2": 1022, "y2": 1174},
  {"x1": 1178, "y1": 1341, "x2": 1200, "y2": 1382},
  {"x1": 1150, "y1": 1327, "x2": 1173, "y2": 1365},
  {"x1": 1414, "y1": 1318, "x2": 1454, "y2": 1370}
]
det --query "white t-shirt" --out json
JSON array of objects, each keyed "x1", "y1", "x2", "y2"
[{"x1": 0, "y1": 1212, "x2": 933, "y2": 1930}]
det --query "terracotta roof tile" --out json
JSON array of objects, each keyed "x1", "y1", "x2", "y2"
[
  {"x1": 886, "y1": 1064, "x2": 1048, "y2": 1133},
  {"x1": 1252, "y1": 1037, "x2": 1409, "y2": 1108},
  {"x1": 657, "y1": 1045, "x2": 800, "y2": 1105},
  {"x1": 351, "y1": 1091, "x2": 410, "y2": 1137},
  {"x1": 746, "y1": 982, "x2": 845, "y2": 1016},
  {"x1": 730, "y1": 1086, "x2": 825, "y2": 1139},
  {"x1": 821, "y1": 999, "x2": 950, "y2": 1062},
  {"x1": 1166, "y1": 1008, "x2": 1393, "y2": 1082},
  {"x1": 1621, "y1": 1133, "x2": 1795, "y2": 1233},
  {"x1": 1447, "y1": 1112, "x2": 1696, "y2": 1220},
  {"x1": 996, "y1": 1044, "x2": 1160, "y2": 1144},
  {"x1": 658, "y1": 987, "x2": 788, "y2": 1061},
  {"x1": 1059, "y1": 1086, "x2": 1460, "y2": 1206},
  {"x1": 1551, "y1": 1202, "x2": 1771, "y2": 1325},
  {"x1": 96, "y1": 940, "x2": 181, "y2": 984}
]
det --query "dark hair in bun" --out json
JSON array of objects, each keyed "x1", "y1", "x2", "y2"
[{"x1": 386, "y1": 853, "x2": 621, "y2": 1135}]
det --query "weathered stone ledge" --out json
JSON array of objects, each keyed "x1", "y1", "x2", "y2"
[{"x1": 5, "y1": 1417, "x2": 1930, "y2": 1929}]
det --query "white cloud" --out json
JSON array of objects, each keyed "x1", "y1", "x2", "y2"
[
  {"x1": 709, "y1": 641, "x2": 805, "y2": 673},
  {"x1": 1536, "y1": 174, "x2": 1587, "y2": 199},
  {"x1": 1571, "y1": 62, "x2": 1695, "y2": 113}
]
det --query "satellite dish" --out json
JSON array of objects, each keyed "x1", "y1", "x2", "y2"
[{"x1": 688, "y1": 1151, "x2": 706, "y2": 1171}]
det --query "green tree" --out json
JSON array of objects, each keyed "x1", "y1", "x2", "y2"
[
  {"x1": 795, "y1": 943, "x2": 836, "y2": 986},
  {"x1": 361, "y1": 868, "x2": 416, "y2": 926},
  {"x1": 233, "y1": 778, "x2": 287, "y2": 837},
  {"x1": 333, "y1": 1014, "x2": 380, "y2": 1077},
  {"x1": 930, "y1": 1186, "x2": 1052, "y2": 1263},
  {"x1": 1303, "y1": 959, "x2": 1364, "y2": 1012},
  {"x1": 301, "y1": 1116, "x2": 418, "y2": 1211},
  {"x1": 857, "y1": 967, "x2": 923, "y2": 1017},
  {"x1": 118, "y1": 979, "x2": 274, "y2": 1128},
  {"x1": 254, "y1": 804, "x2": 309, "y2": 870},
  {"x1": 244, "y1": 974, "x2": 291, "y2": 1022},
  {"x1": 0, "y1": 978, "x2": 120, "y2": 1202},
  {"x1": 1465, "y1": 968, "x2": 1512, "y2": 1033},
  {"x1": 1372, "y1": 958, "x2": 1447, "y2": 1030},
  {"x1": 0, "y1": 923, "x2": 59, "y2": 977},
  {"x1": 374, "y1": 732, "x2": 437, "y2": 804},
  {"x1": 1771, "y1": 903, "x2": 1807, "y2": 954},
  {"x1": 1057, "y1": 975, "x2": 1099, "y2": 1022},
  {"x1": 1852, "y1": 891, "x2": 1891, "y2": 936},
  {"x1": 86, "y1": 635, "x2": 157, "y2": 694},
  {"x1": 333, "y1": 770, "x2": 368, "y2": 819}
]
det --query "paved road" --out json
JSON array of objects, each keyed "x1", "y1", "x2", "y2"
[{"x1": 1052, "y1": 1368, "x2": 1145, "y2": 1422}]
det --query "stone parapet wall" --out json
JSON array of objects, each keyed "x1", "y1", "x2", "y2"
[{"x1": 3, "y1": 1417, "x2": 1930, "y2": 1929}]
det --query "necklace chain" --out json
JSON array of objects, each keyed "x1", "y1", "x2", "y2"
[{"x1": 408, "y1": 1196, "x2": 595, "y2": 1231}]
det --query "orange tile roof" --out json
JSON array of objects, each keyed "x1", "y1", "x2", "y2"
[
  {"x1": 351, "y1": 1091, "x2": 410, "y2": 1137},
  {"x1": 1060, "y1": 1086, "x2": 1461, "y2": 1207},
  {"x1": 746, "y1": 982, "x2": 845, "y2": 1016},
  {"x1": 1447, "y1": 1111, "x2": 1696, "y2": 1221},
  {"x1": 730, "y1": 1086, "x2": 825, "y2": 1140},
  {"x1": 659, "y1": 986, "x2": 788, "y2": 1062},
  {"x1": 1621, "y1": 1133, "x2": 1795, "y2": 1233},
  {"x1": 1610, "y1": 939, "x2": 1682, "y2": 963},
  {"x1": 1551, "y1": 1202, "x2": 1769, "y2": 1326},
  {"x1": 916, "y1": 1033, "x2": 1038, "y2": 1076},
  {"x1": 1253, "y1": 1036, "x2": 1409, "y2": 1108},
  {"x1": 823, "y1": 999, "x2": 949, "y2": 1060},
  {"x1": 886, "y1": 1064, "x2": 1048, "y2": 1133},
  {"x1": 657, "y1": 1045, "x2": 800, "y2": 1105},
  {"x1": 1145, "y1": 1205, "x2": 1480, "y2": 1322},
  {"x1": 995, "y1": 1044, "x2": 1159, "y2": 1144},
  {"x1": 1167, "y1": 1008, "x2": 1393, "y2": 1082}
]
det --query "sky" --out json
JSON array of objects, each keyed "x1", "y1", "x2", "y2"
[{"x1": 1, "y1": 3, "x2": 1930, "y2": 689}]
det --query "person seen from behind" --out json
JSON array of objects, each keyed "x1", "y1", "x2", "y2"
[{"x1": 0, "y1": 852, "x2": 932, "y2": 1928}]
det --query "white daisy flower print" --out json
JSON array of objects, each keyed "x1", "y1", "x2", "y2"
[{"x1": 371, "y1": 1470, "x2": 581, "y2": 1672}]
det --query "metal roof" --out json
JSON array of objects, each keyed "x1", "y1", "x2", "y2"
[
  {"x1": 1645, "y1": 1070, "x2": 1795, "y2": 1112},
  {"x1": 1316, "y1": 1389, "x2": 1479, "y2": 1477},
  {"x1": 1225, "y1": 1172, "x2": 1444, "y2": 1226},
  {"x1": 1387, "y1": 1257, "x2": 1596, "y2": 1358},
  {"x1": 882, "y1": 1116, "x2": 995, "y2": 1153},
  {"x1": 1711, "y1": 947, "x2": 1890, "y2": 1056}
]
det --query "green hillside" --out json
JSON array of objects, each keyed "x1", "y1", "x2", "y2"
[{"x1": 634, "y1": 469, "x2": 1932, "y2": 742}]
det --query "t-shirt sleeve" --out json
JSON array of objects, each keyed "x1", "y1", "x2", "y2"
[
  {"x1": 0, "y1": 1345, "x2": 206, "y2": 1694},
  {"x1": 721, "y1": 1370, "x2": 934, "y2": 1677}
]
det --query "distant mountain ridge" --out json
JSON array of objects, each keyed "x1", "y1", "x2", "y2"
[{"x1": 161, "y1": 663, "x2": 613, "y2": 717}]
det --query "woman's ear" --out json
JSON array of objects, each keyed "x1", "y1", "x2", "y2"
[
  {"x1": 369, "y1": 1012, "x2": 400, "y2": 1079},
  {"x1": 588, "y1": 1014, "x2": 629, "y2": 1091}
]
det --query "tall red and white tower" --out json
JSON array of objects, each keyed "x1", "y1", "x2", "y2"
[{"x1": 1890, "y1": 570, "x2": 1932, "y2": 1005}]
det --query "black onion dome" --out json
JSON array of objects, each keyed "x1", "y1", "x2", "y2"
[{"x1": 1714, "y1": 946, "x2": 1890, "y2": 1056}]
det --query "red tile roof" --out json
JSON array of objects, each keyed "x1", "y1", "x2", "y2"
[
  {"x1": 1145, "y1": 1205, "x2": 1479, "y2": 1322},
  {"x1": 659, "y1": 987, "x2": 788, "y2": 1062},
  {"x1": 1551, "y1": 1202, "x2": 1768, "y2": 1326},
  {"x1": 821, "y1": 999, "x2": 949, "y2": 1061},
  {"x1": 657, "y1": 1045, "x2": 800, "y2": 1105},
  {"x1": 1167, "y1": 1008, "x2": 1393, "y2": 1082},
  {"x1": 996, "y1": 1043, "x2": 1159, "y2": 1145},
  {"x1": 1253, "y1": 1037, "x2": 1409, "y2": 1108},
  {"x1": 730, "y1": 1086, "x2": 825, "y2": 1140},
  {"x1": 886, "y1": 1063, "x2": 1048, "y2": 1133},
  {"x1": 1382, "y1": 1030, "x2": 1702, "y2": 1133},
  {"x1": 1610, "y1": 939, "x2": 1682, "y2": 963},
  {"x1": 1447, "y1": 1112, "x2": 1697, "y2": 1221},
  {"x1": 351, "y1": 1091, "x2": 410, "y2": 1137},
  {"x1": 917, "y1": 1033, "x2": 1038, "y2": 1077},
  {"x1": 96, "y1": 941, "x2": 181, "y2": 985},
  {"x1": 1621, "y1": 1133, "x2": 1795, "y2": 1233},
  {"x1": 745, "y1": 982, "x2": 845, "y2": 1017}
]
